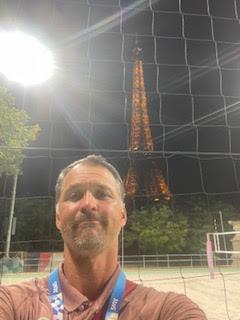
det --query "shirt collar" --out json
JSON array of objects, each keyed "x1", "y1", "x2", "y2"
[{"x1": 58, "y1": 262, "x2": 121, "y2": 313}]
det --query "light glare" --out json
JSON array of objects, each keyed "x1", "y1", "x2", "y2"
[{"x1": 0, "y1": 31, "x2": 54, "y2": 85}]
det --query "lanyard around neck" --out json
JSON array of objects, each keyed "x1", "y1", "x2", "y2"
[{"x1": 48, "y1": 268, "x2": 126, "y2": 320}]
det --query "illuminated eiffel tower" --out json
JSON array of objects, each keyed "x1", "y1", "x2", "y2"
[{"x1": 124, "y1": 43, "x2": 171, "y2": 207}]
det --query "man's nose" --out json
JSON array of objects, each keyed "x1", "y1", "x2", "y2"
[{"x1": 79, "y1": 190, "x2": 97, "y2": 211}]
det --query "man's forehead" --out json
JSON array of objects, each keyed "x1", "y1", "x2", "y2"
[
  {"x1": 63, "y1": 163, "x2": 118, "y2": 187},
  {"x1": 64, "y1": 182, "x2": 112, "y2": 191}
]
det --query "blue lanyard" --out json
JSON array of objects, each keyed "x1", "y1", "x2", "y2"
[
  {"x1": 105, "y1": 271, "x2": 126, "y2": 320},
  {"x1": 48, "y1": 268, "x2": 126, "y2": 320},
  {"x1": 49, "y1": 269, "x2": 64, "y2": 320}
]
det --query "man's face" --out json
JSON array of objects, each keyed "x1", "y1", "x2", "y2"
[{"x1": 56, "y1": 164, "x2": 127, "y2": 255}]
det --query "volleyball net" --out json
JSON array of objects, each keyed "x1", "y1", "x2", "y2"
[
  {"x1": 1, "y1": 0, "x2": 240, "y2": 251},
  {"x1": 0, "y1": 2, "x2": 240, "y2": 318}
]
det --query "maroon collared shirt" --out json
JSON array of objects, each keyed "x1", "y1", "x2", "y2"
[{"x1": 0, "y1": 265, "x2": 207, "y2": 320}]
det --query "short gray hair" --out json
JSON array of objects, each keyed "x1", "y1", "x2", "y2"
[{"x1": 55, "y1": 155, "x2": 125, "y2": 205}]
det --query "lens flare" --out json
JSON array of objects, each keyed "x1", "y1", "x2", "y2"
[{"x1": 0, "y1": 31, "x2": 54, "y2": 85}]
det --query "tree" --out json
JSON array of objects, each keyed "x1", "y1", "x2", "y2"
[
  {"x1": 124, "y1": 205, "x2": 188, "y2": 254},
  {"x1": 0, "y1": 86, "x2": 41, "y2": 256},
  {"x1": 175, "y1": 195, "x2": 239, "y2": 253},
  {"x1": 12, "y1": 198, "x2": 62, "y2": 252},
  {"x1": 0, "y1": 198, "x2": 63, "y2": 252}
]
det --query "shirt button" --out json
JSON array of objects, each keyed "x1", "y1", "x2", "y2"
[{"x1": 83, "y1": 302, "x2": 89, "y2": 309}]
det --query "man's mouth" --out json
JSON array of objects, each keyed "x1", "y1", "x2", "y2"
[
  {"x1": 74, "y1": 219, "x2": 101, "y2": 228},
  {"x1": 80, "y1": 220, "x2": 99, "y2": 224}
]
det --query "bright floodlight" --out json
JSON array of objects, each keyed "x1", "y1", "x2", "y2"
[{"x1": 0, "y1": 31, "x2": 54, "y2": 86}]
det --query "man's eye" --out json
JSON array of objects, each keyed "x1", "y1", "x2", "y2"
[
  {"x1": 67, "y1": 191, "x2": 82, "y2": 201},
  {"x1": 94, "y1": 190, "x2": 112, "y2": 199}
]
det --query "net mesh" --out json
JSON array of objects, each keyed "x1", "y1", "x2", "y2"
[
  {"x1": 1, "y1": 1, "x2": 240, "y2": 318},
  {"x1": 0, "y1": 0, "x2": 240, "y2": 248}
]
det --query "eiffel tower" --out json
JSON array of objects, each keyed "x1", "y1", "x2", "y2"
[{"x1": 124, "y1": 43, "x2": 171, "y2": 208}]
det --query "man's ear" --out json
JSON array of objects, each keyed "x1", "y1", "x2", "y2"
[
  {"x1": 55, "y1": 205, "x2": 61, "y2": 230},
  {"x1": 121, "y1": 205, "x2": 127, "y2": 228}
]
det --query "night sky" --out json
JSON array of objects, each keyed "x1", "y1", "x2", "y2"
[{"x1": 1, "y1": 0, "x2": 240, "y2": 203}]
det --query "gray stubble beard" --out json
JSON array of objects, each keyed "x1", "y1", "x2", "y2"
[
  {"x1": 72, "y1": 227, "x2": 105, "y2": 252},
  {"x1": 60, "y1": 212, "x2": 108, "y2": 254}
]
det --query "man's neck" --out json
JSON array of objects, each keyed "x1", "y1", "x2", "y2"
[{"x1": 63, "y1": 247, "x2": 118, "y2": 301}]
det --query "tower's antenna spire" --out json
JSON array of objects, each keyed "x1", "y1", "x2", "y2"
[{"x1": 133, "y1": 33, "x2": 143, "y2": 58}]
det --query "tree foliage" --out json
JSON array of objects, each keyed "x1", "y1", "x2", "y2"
[
  {"x1": 125, "y1": 205, "x2": 188, "y2": 254},
  {"x1": 13, "y1": 198, "x2": 61, "y2": 251},
  {"x1": 0, "y1": 86, "x2": 40, "y2": 175},
  {"x1": 1, "y1": 198, "x2": 62, "y2": 252},
  {"x1": 176, "y1": 195, "x2": 239, "y2": 253},
  {"x1": 124, "y1": 197, "x2": 239, "y2": 255}
]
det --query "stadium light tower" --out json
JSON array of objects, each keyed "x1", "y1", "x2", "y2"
[{"x1": 0, "y1": 31, "x2": 55, "y2": 257}]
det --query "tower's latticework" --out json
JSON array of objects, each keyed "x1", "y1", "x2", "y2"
[
  {"x1": 130, "y1": 47, "x2": 154, "y2": 152},
  {"x1": 124, "y1": 46, "x2": 171, "y2": 205}
]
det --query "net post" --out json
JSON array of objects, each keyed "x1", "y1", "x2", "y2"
[{"x1": 206, "y1": 233, "x2": 215, "y2": 279}]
